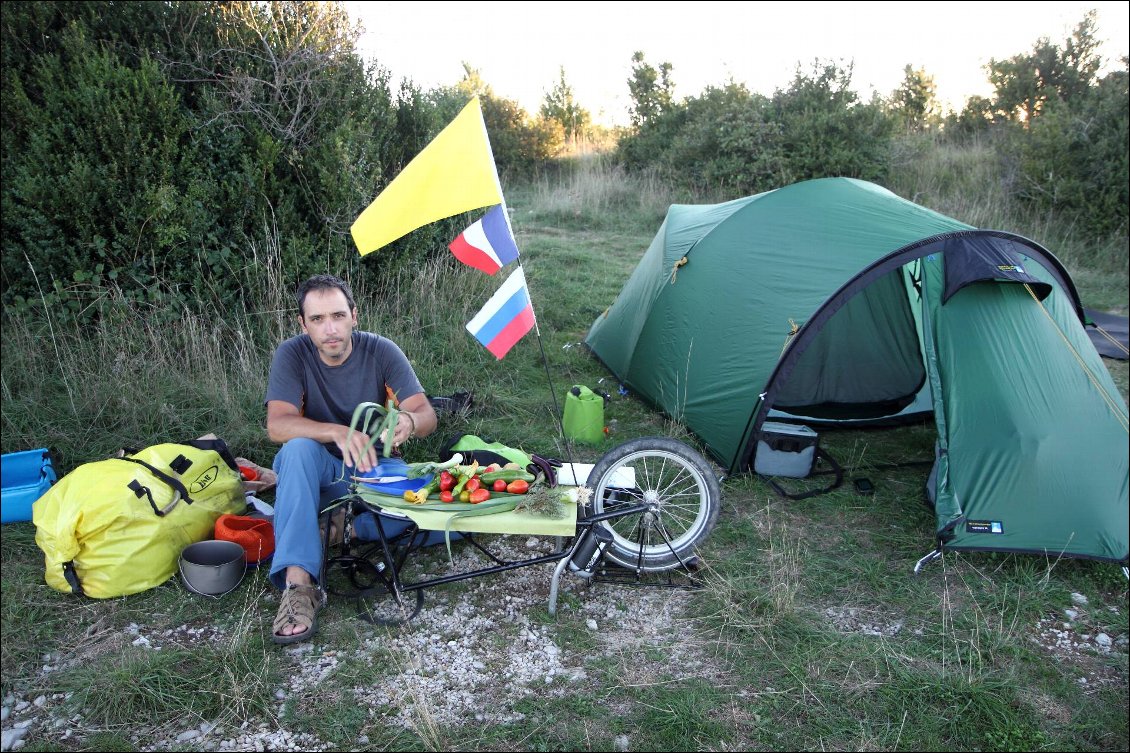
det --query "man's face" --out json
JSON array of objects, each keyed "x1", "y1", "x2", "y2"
[{"x1": 299, "y1": 288, "x2": 357, "y2": 365}]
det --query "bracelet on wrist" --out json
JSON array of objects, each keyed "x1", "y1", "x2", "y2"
[{"x1": 403, "y1": 411, "x2": 416, "y2": 439}]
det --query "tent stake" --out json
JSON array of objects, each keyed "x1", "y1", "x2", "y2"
[{"x1": 913, "y1": 547, "x2": 942, "y2": 574}]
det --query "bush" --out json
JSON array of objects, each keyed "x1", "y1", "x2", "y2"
[
  {"x1": 616, "y1": 61, "x2": 895, "y2": 197},
  {"x1": 0, "y1": 1, "x2": 562, "y2": 321},
  {"x1": 1, "y1": 24, "x2": 210, "y2": 315},
  {"x1": 1007, "y1": 66, "x2": 1129, "y2": 239}
]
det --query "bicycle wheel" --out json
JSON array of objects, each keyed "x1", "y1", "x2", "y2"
[
  {"x1": 586, "y1": 437, "x2": 721, "y2": 572},
  {"x1": 325, "y1": 547, "x2": 423, "y2": 625}
]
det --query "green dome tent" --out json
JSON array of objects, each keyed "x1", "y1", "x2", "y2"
[{"x1": 585, "y1": 178, "x2": 1128, "y2": 563}]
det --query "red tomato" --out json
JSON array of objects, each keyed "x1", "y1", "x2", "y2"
[
  {"x1": 239, "y1": 465, "x2": 259, "y2": 481},
  {"x1": 439, "y1": 490, "x2": 454, "y2": 503},
  {"x1": 506, "y1": 479, "x2": 529, "y2": 495},
  {"x1": 469, "y1": 488, "x2": 491, "y2": 504},
  {"x1": 465, "y1": 477, "x2": 482, "y2": 493},
  {"x1": 439, "y1": 471, "x2": 455, "y2": 492},
  {"x1": 493, "y1": 479, "x2": 508, "y2": 492}
]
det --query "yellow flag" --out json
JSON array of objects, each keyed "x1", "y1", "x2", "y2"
[{"x1": 351, "y1": 97, "x2": 503, "y2": 256}]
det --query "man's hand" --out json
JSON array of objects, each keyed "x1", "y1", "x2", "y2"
[
  {"x1": 382, "y1": 411, "x2": 415, "y2": 450},
  {"x1": 266, "y1": 393, "x2": 437, "y2": 473},
  {"x1": 333, "y1": 425, "x2": 379, "y2": 474}
]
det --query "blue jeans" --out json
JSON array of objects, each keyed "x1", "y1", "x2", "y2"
[{"x1": 269, "y1": 438, "x2": 411, "y2": 590}]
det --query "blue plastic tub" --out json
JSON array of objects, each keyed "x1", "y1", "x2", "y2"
[{"x1": 1, "y1": 448, "x2": 57, "y2": 523}]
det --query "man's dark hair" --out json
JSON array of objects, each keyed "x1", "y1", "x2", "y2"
[{"x1": 296, "y1": 274, "x2": 356, "y2": 317}]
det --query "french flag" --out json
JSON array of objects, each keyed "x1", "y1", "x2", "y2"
[
  {"x1": 449, "y1": 205, "x2": 519, "y2": 275},
  {"x1": 465, "y1": 268, "x2": 536, "y2": 359}
]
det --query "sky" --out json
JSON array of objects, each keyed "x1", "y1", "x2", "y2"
[{"x1": 341, "y1": 1, "x2": 1130, "y2": 126}]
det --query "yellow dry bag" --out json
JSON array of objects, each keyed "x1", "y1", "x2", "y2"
[{"x1": 32, "y1": 439, "x2": 246, "y2": 598}]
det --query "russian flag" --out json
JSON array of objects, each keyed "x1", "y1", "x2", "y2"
[
  {"x1": 465, "y1": 268, "x2": 536, "y2": 359},
  {"x1": 449, "y1": 205, "x2": 519, "y2": 275}
]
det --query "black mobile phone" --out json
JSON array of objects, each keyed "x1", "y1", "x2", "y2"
[{"x1": 853, "y1": 477, "x2": 875, "y2": 495}]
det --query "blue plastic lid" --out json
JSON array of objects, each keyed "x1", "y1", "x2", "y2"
[{"x1": 359, "y1": 474, "x2": 433, "y2": 495}]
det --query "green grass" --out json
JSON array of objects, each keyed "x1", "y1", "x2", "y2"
[{"x1": 1, "y1": 147, "x2": 1127, "y2": 751}]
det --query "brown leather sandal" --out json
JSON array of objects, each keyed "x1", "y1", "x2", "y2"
[{"x1": 271, "y1": 583, "x2": 325, "y2": 645}]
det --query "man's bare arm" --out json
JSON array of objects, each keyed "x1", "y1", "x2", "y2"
[{"x1": 266, "y1": 400, "x2": 380, "y2": 473}]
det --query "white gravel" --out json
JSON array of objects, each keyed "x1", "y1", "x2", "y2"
[{"x1": 2, "y1": 535, "x2": 707, "y2": 752}]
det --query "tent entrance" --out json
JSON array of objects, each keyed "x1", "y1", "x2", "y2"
[{"x1": 774, "y1": 267, "x2": 926, "y2": 421}]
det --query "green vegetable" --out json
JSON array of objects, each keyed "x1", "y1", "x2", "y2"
[
  {"x1": 451, "y1": 461, "x2": 479, "y2": 495},
  {"x1": 479, "y1": 469, "x2": 536, "y2": 483},
  {"x1": 342, "y1": 399, "x2": 401, "y2": 478},
  {"x1": 406, "y1": 454, "x2": 463, "y2": 479},
  {"x1": 404, "y1": 474, "x2": 442, "y2": 503},
  {"x1": 376, "y1": 403, "x2": 398, "y2": 458}
]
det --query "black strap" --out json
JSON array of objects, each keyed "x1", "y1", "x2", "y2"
[
  {"x1": 179, "y1": 438, "x2": 240, "y2": 472},
  {"x1": 115, "y1": 457, "x2": 193, "y2": 511},
  {"x1": 120, "y1": 439, "x2": 240, "y2": 473},
  {"x1": 62, "y1": 561, "x2": 84, "y2": 596},
  {"x1": 127, "y1": 478, "x2": 175, "y2": 517},
  {"x1": 764, "y1": 448, "x2": 844, "y2": 501}
]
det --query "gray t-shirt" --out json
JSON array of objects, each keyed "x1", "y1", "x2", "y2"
[{"x1": 264, "y1": 331, "x2": 425, "y2": 457}]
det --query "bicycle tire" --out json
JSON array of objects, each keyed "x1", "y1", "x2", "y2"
[{"x1": 586, "y1": 436, "x2": 721, "y2": 572}]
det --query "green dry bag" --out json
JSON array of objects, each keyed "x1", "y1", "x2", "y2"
[{"x1": 563, "y1": 385, "x2": 604, "y2": 444}]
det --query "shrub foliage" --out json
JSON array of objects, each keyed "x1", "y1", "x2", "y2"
[
  {"x1": 1, "y1": 3, "x2": 1125, "y2": 322},
  {"x1": 0, "y1": 0, "x2": 559, "y2": 318},
  {"x1": 618, "y1": 13, "x2": 1127, "y2": 242}
]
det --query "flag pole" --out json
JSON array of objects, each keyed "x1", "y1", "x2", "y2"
[{"x1": 515, "y1": 257, "x2": 580, "y2": 479}]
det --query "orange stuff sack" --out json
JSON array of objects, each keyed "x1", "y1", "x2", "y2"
[{"x1": 214, "y1": 514, "x2": 275, "y2": 563}]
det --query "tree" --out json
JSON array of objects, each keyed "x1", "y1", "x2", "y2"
[
  {"x1": 627, "y1": 51, "x2": 674, "y2": 128},
  {"x1": 162, "y1": 1, "x2": 365, "y2": 151},
  {"x1": 1011, "y1": 57, "x2": 1129, "y2": 239},
  {"x1": 946, "y1": 94, "x2": 996, "y2": 135},
  {"x1": 539, "y1": 66, "x2": 590, "y2": 142},
  {"x1": 0, "y1": 0, "x2": 411, "y2": 314},
  {"x1": 450, "y1": 65, "x2": 564, "y2": 174},
  {"x1": 455, "y1": 61, "x2": 491, "y2": 99},
  {"x1": 986, "y1": 10, "x2": 1103, "y2": 123},
  {"x1": 889, "y1": 65, "x2": 940, "y2": 132},
  {"x1": 771, "y1": 60, "x2": 894, "y2": 185}
]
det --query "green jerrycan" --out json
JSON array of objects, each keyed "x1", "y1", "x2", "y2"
[{"x1": 563, "y1": 385, "x2": 605, "y2": 444}]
